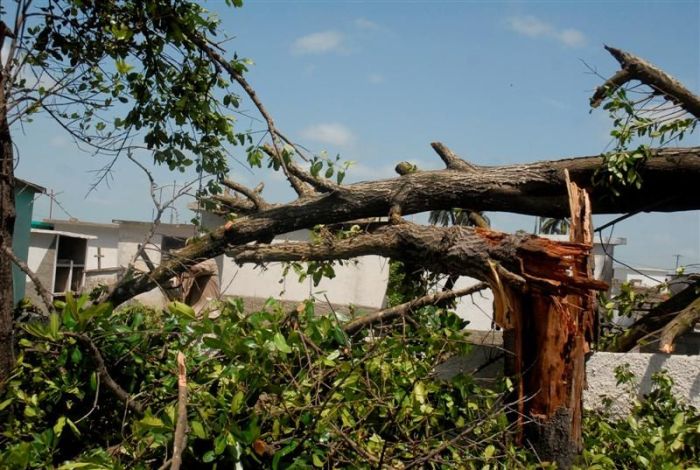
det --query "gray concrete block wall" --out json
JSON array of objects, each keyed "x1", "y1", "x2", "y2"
[{"x1": 585, "y1": 351, "x2": 700, "y2": 415}]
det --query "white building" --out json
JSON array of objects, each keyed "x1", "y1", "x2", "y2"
[{"x1": 25, "y1": 218, "x2": 389, "y2": 313}]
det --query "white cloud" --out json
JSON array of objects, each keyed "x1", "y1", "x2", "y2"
[
  {"x1": 368, "y1": 73, "x2": 385, "y2": 84},
  {"x1": 558, "y1": 28, "x2": 586, "y2": 48},
  {"x1": 300, "y1": 123, "x2": 354, "y2": 146},
  {"x1": 506, "y1": 15, "x2": 586, "y2": 48},
  {"x1": 291, "y1": 31, "x2": 343, "y2": 55},
  {"x1": 49, "y1": 135, "x2": 70, "y2": 149},
  {"x1": 354, "y1": 18, "x2": 380, "y2": 31}
]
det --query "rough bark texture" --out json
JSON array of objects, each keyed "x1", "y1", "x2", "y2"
[
  {"x1": 107, "y1": 146, "x2": 698, "y2": 305},
  {"x1": 0, "y1": 106, "x2": 16, "y2": 386},
  {"x1": 591, "y1": 46, "x2": 700, "y2": 118}
]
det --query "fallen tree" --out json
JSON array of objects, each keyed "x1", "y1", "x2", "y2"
[
  {"x1": 2, "y1": 10, "x2": 697, "y2": 463},
  {"x1": 107, "y1": 145, "x2": 700, "y2": 305},
  {"x1": 97, "y1": 45, "x2": 700, "y2": 467}
]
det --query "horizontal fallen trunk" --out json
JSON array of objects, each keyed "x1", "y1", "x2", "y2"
[{"x1": 108, "y1": 147, "x2": 698, "y2": 305}]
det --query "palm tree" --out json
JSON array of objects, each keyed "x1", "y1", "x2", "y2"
[
  {"x1": 538, "y1": 217, "x2": 570, "y2": 235},
  {"x1": 428, "y1": 208, "x2": 490, "y2": 228}
]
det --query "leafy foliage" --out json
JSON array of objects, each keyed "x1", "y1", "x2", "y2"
[
  {"x1": 578, "y1": 365, "x2": 700, "y2": 469},
  {"x1": 2, "y1": 295, "x2": 526, "y2": 469},
  {"x1": 594, "y1": 87, "x2": 698, "y2": 195},
  {"x1": 3, "y1": 294, "x2": 700, "y2": 468}
]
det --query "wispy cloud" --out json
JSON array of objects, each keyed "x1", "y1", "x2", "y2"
[
  {"x1": 354, "y1": 18, "x2": 380, "y2": 31},
  {"x1": 300, "y1": 123, "x2": 354, "y2": 146},
  {"x1": 368, "y1": 73, "x2": 385, "y2": 84},
  {"x1": 506, "y1": 15, "x2": 586, "y2": 47},
  {"x1": 291, "y1": 31, "x2": 343, "y2": 55}
]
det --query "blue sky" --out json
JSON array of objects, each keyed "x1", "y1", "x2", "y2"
[{"x1": 13, "y1": 0, "x2": 700, "y2": 270}]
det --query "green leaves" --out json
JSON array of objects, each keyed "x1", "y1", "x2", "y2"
[
  {"x1": 594, "y1": 87, "x2": 698, "y2": 194},
  {"x1": 272, "y1": 332, "x2": 292, "y2": 354}
]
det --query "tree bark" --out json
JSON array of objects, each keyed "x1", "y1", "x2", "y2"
[
  {"x1": 591, "y1": 46, "x2": 700, "y2": 118},
  {"x1": 0, "y1": 104, "x2": 16, "y2": 386},
  {"x1": 108, "y1": 147, "x2": 699, "y2": 305}
]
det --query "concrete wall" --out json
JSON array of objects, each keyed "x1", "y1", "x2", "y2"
[
  {"x1": 219, "y1": 229, "x2": 390, "y2": 310},
  {"x1": 585, "y1": 352, "x2": 700, "y2": 414},
  {"x1": 24, "y1": 232, "x2": 57, "y2": 307}
]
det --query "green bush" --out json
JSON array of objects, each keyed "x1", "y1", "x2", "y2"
[
  {"x1": 1, "y1": 295, "x2": 527, "y2": 469},
  {"x1": 2, "y1": 295, "x2": 699, "y2": 469},
  {"x1": 578, "y1": 365, "x2": 700, "y2": 469}
]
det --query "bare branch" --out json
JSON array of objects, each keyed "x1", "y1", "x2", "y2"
[
  {"x1": 591, "y1": 46, "x2": 700, "y2": 118},
  {"x1": 1, "y1": 243, "x2": 52, "y2": 311},
  {"x1": 431, "y1": 142, "x2": 478, "y2": 172},
  {"x1": 221, "y1": 178, "x2": 269, "y2": 211},
  {"x1": 343, "y1": 283, "x2": 489, "y2": 335},
  {"x1": 261, "y1": 144, "x2": 339, "y2": 193},
  {"x1": 65, "y1": 332, "x2": 145, "y2": 415},
  {"x1": 658, "y1": 296, "x2": 700, "y2": 353},
  {"x1": 606, "y1": 276, "x2": 700, "y2": 352}
]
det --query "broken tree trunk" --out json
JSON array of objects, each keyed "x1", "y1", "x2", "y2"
[{"x1": 499, "y1": 172, "x2": 600, "y2": 468}]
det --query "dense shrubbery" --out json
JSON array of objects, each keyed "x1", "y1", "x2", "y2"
[{"x1": 1, "y1": 295, "x2": 699, "y2": 469}]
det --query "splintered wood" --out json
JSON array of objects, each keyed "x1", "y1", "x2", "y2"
[{"x1": 496, "y1": 170, "x2": 605, "y2": 468}]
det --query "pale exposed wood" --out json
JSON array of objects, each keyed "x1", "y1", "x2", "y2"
[
  {"x1": 658, "y1": 297, "x2": 700, "y2": 353},
  {"x1": 170, "y1": 351, "x2": 188, "y2": 470},
  {"x1": 591, "y1": 46, "x2": 700, "y2": 118}
]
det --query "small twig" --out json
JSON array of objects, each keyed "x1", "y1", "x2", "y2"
[
  {"x1": 75, "y1": 373, "x2": 100, "y2": 424},
  {"x1": 170, "y1": 351, "x2": 188, "y2": 470},
  {"x1": 343, "y1": 283, "x2": 488, "y2": 335}
]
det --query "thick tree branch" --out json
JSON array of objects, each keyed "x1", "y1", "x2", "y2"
[
  {"x1": 591, "y1": 46, "x2": 700, "y2": 118},
  {"x1": 108, "y1": 146, "x2": 698, "y2": 305},
  {"x1": 430, "y1": 142, "x2": 478, "y2": 172},
  {"x1": 605, "y1": 276, "x2": 700, "y2": 352},
  {"x1": 658, "y1": 296, "x2": 700, "y2": 353},
  {"x1": 344, "y1": 283, "x2": 489, "y2": 335}
]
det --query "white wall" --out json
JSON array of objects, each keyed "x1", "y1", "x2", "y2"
[
  {"x1": 26, "y1": 232, "x2": 54, "y2": 273},
  {"x1": 585, "y1": 352, "x2": 700, "y2": 413},
  {"x1": 219, "y1": 230, "x2": 390, "y2": 309}
]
